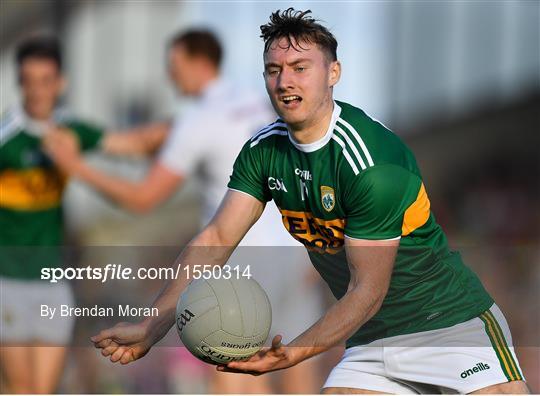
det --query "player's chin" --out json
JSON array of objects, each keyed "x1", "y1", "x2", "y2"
[
  {"x1": 275, "y1": 101, "x2": 302, "y2": 116},
  {"x1": 277, "y1": 111, "x2": 304, "y2": 127}
]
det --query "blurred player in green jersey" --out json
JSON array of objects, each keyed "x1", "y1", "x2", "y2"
[
  {"x1": 0, "y1": 36, "x2": 168, "y2": 393},
  {"x1": 89, "y1": 9, "x2": 529, "y2": 394},
  {"x1": 0, "y1": 36, "x2": 103, "y2": 394}
]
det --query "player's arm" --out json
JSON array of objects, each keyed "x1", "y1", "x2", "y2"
[
  {"x1": 90, "y1": 190, "x2": 265, "y2": 364},
  {"x1": 101, "y1": 122, "x2": 171, "y2": 156},
  {"x1": 288, "y1": 237, "x2": 398, "y2": 353},
  {"x1": 70, "y1": 159, "x2": 182, "y2": 214},
  {"x1": 45, "y1": 121, "x2": 170, "y2": 157},
  {"x1": 222, "y1": 237, "x2": 398, "y2": 374},
  {"x1": 42, "y1": 129, "x2": 182, "y2": 213}
]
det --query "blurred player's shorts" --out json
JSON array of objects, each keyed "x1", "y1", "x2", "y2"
[
  {"x1": 1, "y1": 277, "x2": 75, "y2": 344},
  {"x1": 324, "y1": 303, "x2": 525, "y2": 394}
]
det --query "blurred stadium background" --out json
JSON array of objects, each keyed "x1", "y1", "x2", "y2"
[{"x1": 1, "y1": 0, "x2": 539, "y2": 393}]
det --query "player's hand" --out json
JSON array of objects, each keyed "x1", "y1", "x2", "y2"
[
  {"x1": 91, "y1": 321, "x2": 153, "y2": 365},
  {"x1": 216, "y1": 335, "x2": 302, "y2": 375},
  {"x1": 42, "y1": 127, "x2": 82, "y2": 174}
]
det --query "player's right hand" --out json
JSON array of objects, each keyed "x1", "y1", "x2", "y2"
[
  {"x1": 42, "y1": 127, "x2": 82, "y2": 174},
  {"x1": 91, "y1": 321, "x2": 153, "y2": 365}
]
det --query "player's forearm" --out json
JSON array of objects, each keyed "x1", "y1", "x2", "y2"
[
  {"x1": 142, "y1": 227, "x2": 236, "y2": 345},
  {"x1": 288, "y1": 284, "x2": 385, "y2": 362},
  {"x1": 103, "y1": 122, "x2": 171, "y2": 156},
  {"x1": 72, "y1": 161, "x2": 155, "y2": 213}
]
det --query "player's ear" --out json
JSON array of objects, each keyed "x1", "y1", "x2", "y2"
[{"x1": 328, "y1": 60, "x2": 341, "y2": 88}]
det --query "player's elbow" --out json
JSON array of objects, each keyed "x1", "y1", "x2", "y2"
[
  {"x1": 372, "y1": 283, "x2": 389, "y2": 309},
  {"x1": 372, "y1": 292, "x2": 386, "y2": 312},
  {"x1": 194, "y1": 225, "x2": 230, "y2": 247},
  {"x1": 125, "y1": 194, "x2": 157, "y2": 214},
  {"x1": 363, "y1": 288, "x2": 386, "y2": 310},
  {"x1": 350, "y1": 282, "x2": 388, "y2": 315},
  {"x1": 364, "y1": 290, "x2": 386, "y2": 320}
]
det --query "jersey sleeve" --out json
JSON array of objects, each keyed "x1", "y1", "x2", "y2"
[
  {"x1": 65, "y1": 120, "x2": 104, "y2": 151},
  {"x1": 343, "y1": 164, "x2": 424, "y2": 240},
  {"x1": 158, "y1": 113, "x2": 206, "y2": 176},
  {"x1": 227, "y1": 140, "x2": 271, "y2": 203}
]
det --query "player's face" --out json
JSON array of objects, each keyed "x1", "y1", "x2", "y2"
[
  {"x1": 19, "y1": 58, "x2": 65, "y2": 120},
  {"x1": 168, "y1": 45, "x2": 200, "y2": 96},
  {"x1": 263, "y1": 37, "x2": 340, "y2": 131}
]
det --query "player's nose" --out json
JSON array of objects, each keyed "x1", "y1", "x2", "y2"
[{"x1": 276, "y1": 68, "x2": 295, "y2": 92}]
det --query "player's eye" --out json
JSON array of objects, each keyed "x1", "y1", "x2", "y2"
[
  {"x1": 266, "y1": 69, "x2": 280, "y2": 76},
  {"x1": 295, "y1": 66, "x2": 306, "y2": 72}
]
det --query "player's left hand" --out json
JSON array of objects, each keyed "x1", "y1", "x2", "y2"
[
  {"x1": 216, "y1": 335, "x2": 302, "y2": 375},
  {"x1": 42, "y1": 127, "x2": 82, "y2": 173}
]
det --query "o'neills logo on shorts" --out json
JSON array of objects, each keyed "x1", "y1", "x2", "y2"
[{"x1": 461, "y1": 363, "x2": 490, "y2": 378}]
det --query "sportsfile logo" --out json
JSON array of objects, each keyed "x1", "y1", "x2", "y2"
[{"x1": 460, "y1": 363, "x2": 490, "y2": 378}]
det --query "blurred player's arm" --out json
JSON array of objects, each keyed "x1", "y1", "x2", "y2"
[
  {"x1": 90, "y1": 190, "x2": 265, "y2": 364},
  {"x1": 43, "y1": 128, "x2": 180, "y2": 213},
  {"x1": 222, "y1": 237, "x2": 398, "y2": 374},
  {"x1": 73, "y1": 161, "x2": 183, "y2": 213},
  {"x1": 101, "y1": 121, "x2": 171, "y2": 156}
]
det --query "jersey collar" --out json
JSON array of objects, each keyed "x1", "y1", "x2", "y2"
[
  {"x1": 12, "y1": 104, "x2": 69, "y2": 137},
  {"x1": 287, "y1": 101, "x2": 342, "y2": 153},
  {"x1": 201, "y1": 77, "x2": 230, "y2": 102}
]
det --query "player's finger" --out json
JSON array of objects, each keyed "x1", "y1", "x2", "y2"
[
  {"x1": 271, "y1": 334, "x2": 283, "y2": 349},
  {"x1": 227, "y1": 359, "x2": 265, "y2": 372},
  {"x1": 45, "y1": 132, "x2": 62, "y2": 144},
  {"x1": 120, "y1": 349, "x2": 134, "y2": 365},
  {"x1": 93, "y1": 338, "x2": 112, "y2": 349},
  {"x1": 42, "y1": 138, "x2": 53, "y2": 151},
  {"x1": 110, "y1": 346, "x2": 127, "y2": 363},
  {"x1": 101, "y1": 341, "x2": 119, "y2": 355},
  {"x1": 101, "y1": 343, "x2": 119, "y2": 357},
  {"x1": 91, "y1": 327, "x2": 118, "y2": 343}
]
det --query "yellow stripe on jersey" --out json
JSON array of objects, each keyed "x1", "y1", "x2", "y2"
[
  {"x1": 402, "y1": 183, "x2": 431, "y2": 236},
  {"x1": 0, "y1": 168, "x2": 66, "y2": 211},
  {"x1": 279, "y1": 209, "x2": 345, "y2": 254}
]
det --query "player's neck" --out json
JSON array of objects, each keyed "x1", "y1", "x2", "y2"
[
  {"x1": 196, "y1": 70, "x2": 220, "y2": 96},
  {"x1": 23, "y1": 103, "x2": 53, "y2": 121},
  {"x1": 288, "y1": 100, "x2": 334, "y2": 145}
]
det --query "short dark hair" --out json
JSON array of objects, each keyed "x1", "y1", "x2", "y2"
[
  {"x1": 16, "y1": 36, "x2": 62, "y2": 72},
  {"x1": 260, "y1": 8, "x2": 337, "y2": 62},
  {"x1": 169, "y1": 30, "x2": 222, "y2": 68}
]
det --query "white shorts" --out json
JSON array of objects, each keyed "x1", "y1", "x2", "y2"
[
  {"x1": 0, "y1": 277, "x2": 75, "y2": 344},
  {"x1": 324, "y1": 304, "x2": 525, "y2": 394}
]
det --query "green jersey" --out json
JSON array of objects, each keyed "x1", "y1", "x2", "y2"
[
  {"x1": 228, "y1": 100, "x2": 493, "y2": 346},
  {"x1": 0, "y1": 106, "x2": 103, "y2": 279}
]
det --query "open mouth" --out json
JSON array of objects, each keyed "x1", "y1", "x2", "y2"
[{"x1": 281, "y1": 95, "x2": 303, "y2": 105}]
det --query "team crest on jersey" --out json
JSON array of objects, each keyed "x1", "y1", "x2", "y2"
[{"x1": 321, "y1": 186, "x2": 335, "y2": 212}]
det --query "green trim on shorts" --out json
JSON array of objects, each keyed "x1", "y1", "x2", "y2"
[
  {"x1": 485, "y1": 310, "x2": 523, "y2": 380},
  {"x1": 479, "y1": 311, "x2": 522, "y2": 382}
]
